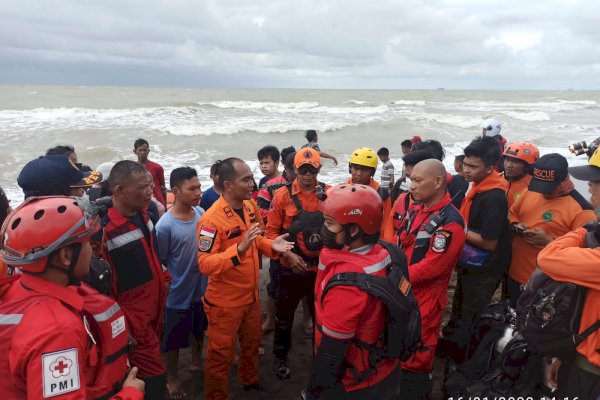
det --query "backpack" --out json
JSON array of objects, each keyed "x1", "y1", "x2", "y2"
[
  {"x1": 285, "y1": 184, "x2": 325, "y2": 263},
  {"x1": 321, "y1": 240, "x2": 422, "y2": 362},
  {"x1": 516, "y1": 230, "x2": 600, "y2": 358}
]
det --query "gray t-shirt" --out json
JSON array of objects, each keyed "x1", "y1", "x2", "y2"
[{"x1": 380, "y1": 159, "x2": 394, "y2": 186}]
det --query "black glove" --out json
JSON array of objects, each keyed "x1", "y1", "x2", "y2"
[{"x1": 304, "y1": 334, "x2": 350, "y2": 398}]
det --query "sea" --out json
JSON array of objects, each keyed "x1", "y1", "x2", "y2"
[{"x1": 1, "y1": 85, "x2": 599, "y2": 204}]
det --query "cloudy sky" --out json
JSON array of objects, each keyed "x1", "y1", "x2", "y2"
[{"x1": 1, "y1": 0, "x2": 599, "y2": 89}]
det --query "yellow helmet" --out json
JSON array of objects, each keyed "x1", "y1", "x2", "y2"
[{"x1": 349, "y1": 147, "x2": 379, "y2": 169}]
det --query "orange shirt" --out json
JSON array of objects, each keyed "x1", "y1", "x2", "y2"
[
  {"x1": 382, "y1": 192, "x2": 413, "y2": 243},
  {"x1": 537, "y1": 228, "x2": 600, "y2": 367},
  {"x1": 505, "y1": 175, "x2": 531, "y2": 209},
  {"x1": 345, "y1": 177, "x2": 392, "y2": 233},
  {"x1": 197, "y1": 196, "x2": 277, "y2": 308},
  {"x1": 266, "y1": 178, "x2": 330, "y2": 268},
  {"x1": 509, "y1": 191, "x2": 596, "y2": 284}
]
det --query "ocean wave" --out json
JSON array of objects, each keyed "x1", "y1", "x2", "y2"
[
  {"x1": 407, "y1": 113, "x2": 483, "y2": 129},
  {"x1": 197, "y1": 100, "x2": 320, "y2": 112},
  {"x1": 345, "y1": 100, "x2": 369, "y2": 105},
  {"x1": 430, "y1": 99, "x2": 597, "y2": 113},
  {"x1": 392, "y1": 100, "x2": 427, "y2": 106},
  {"x1": 500, "y1": 110, "x2": 551, "y2": 121}
]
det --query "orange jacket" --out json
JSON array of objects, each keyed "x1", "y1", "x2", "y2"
[
  {"x1": 382, "y1": 192, "x2": 414, "y2": 243},
  {"x1": 345, "y1": 177, "x2": 391, "y2": 232},
  {"x1": 505, "y1": 174, "x2": 531, "y2": 209},
  {"x1": 197, "y1": 196, "x2": 277, "y2": 308},
  {"x1": 509, "y1": 191, "x2": 596, "y2": 284},
  {"x1": 537, "y1": 228, "x2": 600, "y2": 367},
  {"x1": 266, "y1": 178, "x2": 329, "y2": 269}
]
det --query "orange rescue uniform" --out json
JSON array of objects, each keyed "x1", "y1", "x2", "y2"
[
  {"x1": 505, "y1": 174, "x2": 531, "y2": 209},
  {"x1": 509, "y1": 190, "x2": 596, "y2": 284},
  {"x1": 197, "y1": 196, "x2": 278, "y2": 400},
  {"x1": 537, "y1": 228, "x2": 600, "y2": 367}
]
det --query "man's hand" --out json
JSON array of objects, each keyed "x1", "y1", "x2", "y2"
[
  {"x1": 283, "y1": 251, "x2": 308, "y2": 273},
  {"x1": 123, "y1": 367, "x2": 145, "y2": 393},
  {"x1": 523, "y1": 227, "x2": 553, "y2": 246},
  {"x1": 237, "y1": 223, "x2": 261, "y2": 254},
  {"x1": 332, "y1": 157, "x2": 338, "y2": 166},
  {"x1": 272, "y1": 233, "x2": 295, "y2": 253},
  {"x1": 546, "y1": 358, "x2": 561, "y2": 390}
]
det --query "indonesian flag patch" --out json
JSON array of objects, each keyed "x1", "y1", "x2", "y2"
[
  {"x1": 199, "y1": 225, "x2": 217, "y2": 252},
  {"x1": 200, "y1": 225, "x2": 216, "y2": 238}
]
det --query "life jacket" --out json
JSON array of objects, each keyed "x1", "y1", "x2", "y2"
[
  {"x1": 319, "y1": 241, "x2": 422, "y2": 367},
  {"x1": 0, "y1": 278, "x2": 129, "y2": 399},
  {"x1": 516, "y1": 228, "x2": 600, "y2": 358},
  {"x1": 284, "y1": 184, "x2": 325, "y2": 265}
]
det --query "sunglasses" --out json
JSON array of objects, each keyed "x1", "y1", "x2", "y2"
[{"x1": 297, "y1": 165, "x2": 319, "y2": 175}]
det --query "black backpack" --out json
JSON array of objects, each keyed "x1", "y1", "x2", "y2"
[
  {"x1": 321, "y1": 240, "x2": 422, "y2": 362},
  {"x1": 516, "y1": 229, "x2": 600, "y2": 358}
]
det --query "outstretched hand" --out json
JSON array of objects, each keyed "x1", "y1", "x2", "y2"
[
  {"x1": 272, "y1": 233, "x2": 295, "y2": 253},
  {"x1": 237, "y1": 223, "x2": 261, "y2": 254}
]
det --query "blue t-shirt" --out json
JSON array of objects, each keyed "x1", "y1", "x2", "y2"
[
  {"x1": 200, "y1": 187, "x2": 220, "y2": 211},
  {"x1": 155, "y1": 207, "x2": 207, "y2": 309}
]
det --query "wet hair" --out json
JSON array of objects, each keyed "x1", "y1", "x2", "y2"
[
  {"x1": 305, "y1": 130, "x2": 318, "y2": 142},
  {"x1": 109, "y1": 160, "x2": 146, "y2": 191},
  {"x1": 0, "y1": 186, "x2": 10, "y2": 228},
  {"x1": 170, "y1": 167, "x2": 198, "y2": 189},
  {"x1": 134, "y1": 138, "x2": 149, "y2": 150},
  {"x1": 210, "y1": 161, "x2": 221, "y2": 178},
  {"x1": 280, "y1": 146, "x2": 296, "y2": 164},
  {"x1": 402, "y1": 150, "x2": 432, "y2": 167},
  {"x1": 377, "y1": 147, "x2": 390, "y2": 157},
  {"x1": 464, "y1": 136, "x2": 501, "y2": 167},
  {"x1": 257, "y1": 145, "x2": 280, "y2": 163},
  {"x1": 401, "y1": 140, "x2": 412, "y2": 149},
  {"x1": 215, "y1": 158, "x2": 245, "y2": 191},
  {"x1": 46, "y1": 145, "x2": 76, "y2": 158},
  {"x1": 412, "y1": 139, "x2": 445, "y2": 161}
]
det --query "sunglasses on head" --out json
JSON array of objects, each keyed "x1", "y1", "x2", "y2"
[{"x1": 297, "y1": 165, "x2": 319, "y2": 175}]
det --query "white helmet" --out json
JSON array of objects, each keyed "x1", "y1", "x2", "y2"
[{"x1": 481, "y1": 118, "x2": 502, "y2": 136}]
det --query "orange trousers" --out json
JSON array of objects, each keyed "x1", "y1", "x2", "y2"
[{"x1": 203, "y1": 300, "x2": 261, "y2": 400}]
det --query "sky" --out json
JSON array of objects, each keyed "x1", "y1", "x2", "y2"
[{"x1": 1, "y1": 0, "x2": 599, "y2": 89}]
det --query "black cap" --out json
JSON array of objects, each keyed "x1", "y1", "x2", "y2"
[
  {"x1": 18, "y1": 155, "x2": 102, "y2": 198},
  {"x1": 528, "y1": 153, "x2": 568, "y2": 194}
]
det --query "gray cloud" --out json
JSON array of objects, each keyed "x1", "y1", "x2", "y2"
[{"x1": 1, "y1": 0, "x2": 599, "y2": 89}]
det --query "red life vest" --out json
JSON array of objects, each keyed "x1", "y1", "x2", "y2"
[
  {"x1": 0, "y1": 277, "x2": 129, "y2": 399},
  {"x1": 315, "y1": 245, "x2": 398, "y2": 391}
]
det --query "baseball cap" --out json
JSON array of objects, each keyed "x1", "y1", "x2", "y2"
[
  {"x1": 410, "y1": 135, "x2": 422, "y2": 144},
  {"x1": 18, "y1": 155, "x2": 103, "y2": 197},
  {"x1": 528, "y1": 153, "x2": 568, "y2": 194},
  {"x1": 294, "y1": 148, "x2": 321, "y2": 169},
  {"x1": 569, "y1": 148, "x2": 600, "y2": 182}
]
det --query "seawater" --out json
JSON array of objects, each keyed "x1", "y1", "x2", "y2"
[{"x1": 1, "y1": 85, "x2": 599, "y2": 203}]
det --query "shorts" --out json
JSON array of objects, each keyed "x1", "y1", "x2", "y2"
[{"x1": 161, "y1": 302, "x2": 207, "y2": 352}]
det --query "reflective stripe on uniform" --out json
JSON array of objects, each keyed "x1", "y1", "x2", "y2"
[
  {"x1": 363, "y1": 255, "x2": 392, "y2": 274},
  {"x1": 106, "y1": 229, "x2": 144, "y2": 251},
  {"x1": 0, "y1": 314, "x2": 23, "y2": 325},
  {"x1": 93, "y1": 303, "x2": 121, "y2": 322},
  {"x1": 318, "y1": 262, "x2": 326, "y2": 271},
  {"x1": 415, "y1": 231, "x2": 433, "y2": 240},
  {"x1": 322, "y1": 324, "x2": 355, "y2": 340},
  {"x1": 147, "y1": 219, "x2": 154, "y2": 233}
]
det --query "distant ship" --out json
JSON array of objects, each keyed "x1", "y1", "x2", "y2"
[{"x1": 437, "y1": 87, "x2": 445, "y2": 90}]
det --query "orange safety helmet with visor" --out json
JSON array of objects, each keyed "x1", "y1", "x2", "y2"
[{"x1": 503, "y1": 142, "x2": 540, "y2": 166}]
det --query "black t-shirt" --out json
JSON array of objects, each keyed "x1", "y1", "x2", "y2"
[
  {"x1": 448, "y1": 174, "x2": 468, "y2": 209},
  {"x1": 468, "y1": 188, "x2": 511, "y2": 275},
  {"x1": 234, "y1": 208, "x2": 245, "y2": 223}
]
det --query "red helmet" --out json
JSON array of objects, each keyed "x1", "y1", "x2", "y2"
[
  {"x1": 1, "y1": 196, "x2": 100, "y2": 272},
  {"x1": 322, "y1": 184, "x2": 383, "y2": 235},
  {"x1": 503, "y1": 142, "x2": 540, "y2": 165}
]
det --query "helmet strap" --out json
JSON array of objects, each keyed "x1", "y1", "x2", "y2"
[
  {"x1": 47, "y1": 243, "x2": 83, "y2": 286},
  {"x1": 343, "y1": 224, "x2": 360, "y2": 247}
]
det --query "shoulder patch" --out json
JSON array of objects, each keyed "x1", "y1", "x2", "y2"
[
  {"x1": 43, "y1": 348, "x2": 80, "y2": 398},
  {"x1": 431, "y1": 230, "x2": 452, "y2": 253},
  {"x1": 200, "y1": 225, "x2": 216, "y2": 238}
]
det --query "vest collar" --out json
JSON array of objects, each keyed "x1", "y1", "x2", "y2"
[{"x1": 20, "y1": 273, "x2": 84, "y2": 312}]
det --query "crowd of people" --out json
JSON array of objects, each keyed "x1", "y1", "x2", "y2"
[{"x1": 0, "y1": 117, "x2": 599, "y2": 400}]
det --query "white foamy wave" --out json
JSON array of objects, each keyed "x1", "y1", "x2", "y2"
[
  {"x1": 392, "y1": 100, "x2": 427, "y2": 106},
  {"x1": 500, "y1": 110, "x2": 550, "y2": 121},
  {"x1": 345, "y1": 100, "x2": 368, "y2": 105},
  {"x1": 430, "y1": 99, "x2": 597, "y2": 114},
  {"x1": 197, "y1": 100, "x2": 320, "y2": 112},
  {"x1": 407, "y1": 113, "x2": 483, "y2": 129}
]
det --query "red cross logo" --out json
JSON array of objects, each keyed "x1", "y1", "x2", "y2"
[{"x1": 50, "y1": 356, "x2": 72, "y2": 378}]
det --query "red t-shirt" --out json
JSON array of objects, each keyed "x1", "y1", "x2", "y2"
[{"x1": 145, "y1": 160, "x2": 166, "y2": 207}]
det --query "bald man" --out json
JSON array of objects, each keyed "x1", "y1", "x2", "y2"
[{"x1": 393, "y1": 160, "x2": 466, "y2": 400}]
